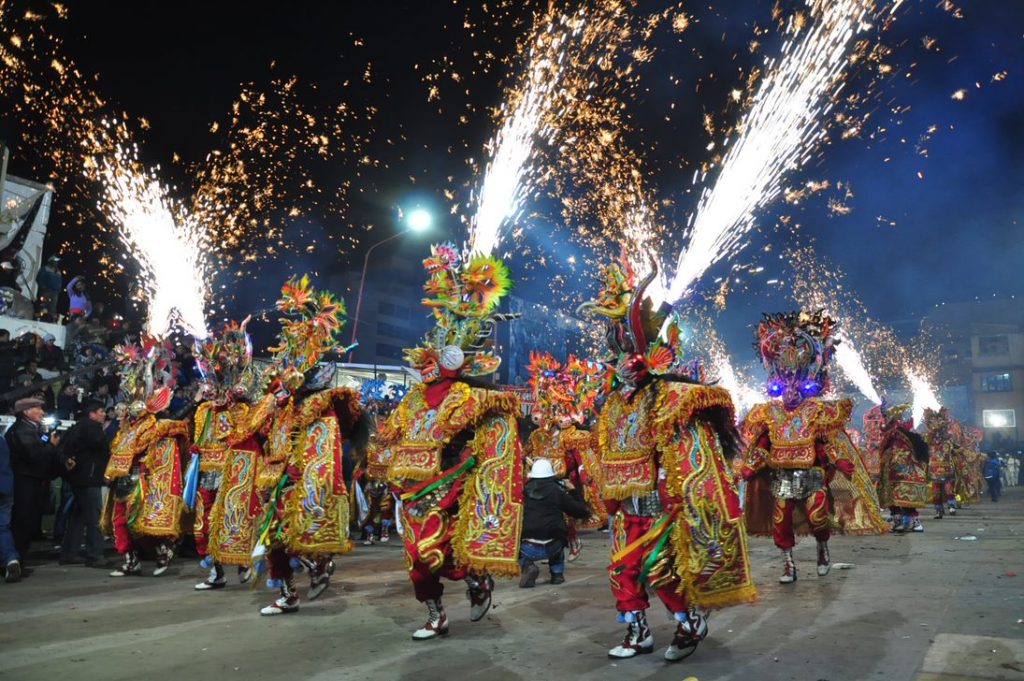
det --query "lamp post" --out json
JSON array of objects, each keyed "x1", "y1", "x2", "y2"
[{"x1": 347, "y1": 208, "x2": 432, "y2": 362}]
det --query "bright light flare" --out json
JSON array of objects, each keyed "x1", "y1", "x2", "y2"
[
  {"x1": 907, "y1": 368, "x2": 940, "y2": 428},
  {"x1": 97, "y1": 139, "x2": 210, "y2": 338},
  {"x1": 667, "y1": 0, "x2": 873, "y2": 301},
  {"x1": 468, "y1": 10, "x2": 582, "y2": 255},
  {"x1": 407, "y1": 207, "x2": 433, "y2": 232},
  {"x1": 835, "y1": 335, "x2": 881, "y2": 404}
]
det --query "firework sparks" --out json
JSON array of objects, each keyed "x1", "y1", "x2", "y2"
[
  {"x1": 907, "y1": 368, "x2": 941, "y2": 428},
  {"x1": 835, "y1": 335, "x2": 882, "y2": 404},
  {"x1": 710, "y1": 346, "x2": 763, "y2": 418},
  {"x1": 666, "y1": 0, "x2": 874, "y2": 301},
  {"x1": 96, "y1": 131, "x2": 210, "y2": 338},
  {"x1": 468, "y1": 8, "x2": 581, "y2": 255}
]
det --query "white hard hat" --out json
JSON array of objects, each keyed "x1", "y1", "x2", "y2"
[{"x1": 528, "y1": 458, "x2": 556, "y2": 480}]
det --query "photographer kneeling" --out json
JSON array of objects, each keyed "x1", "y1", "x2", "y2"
[{"x1": 519, "y1": 458, "x2": 591, "y2": 588}]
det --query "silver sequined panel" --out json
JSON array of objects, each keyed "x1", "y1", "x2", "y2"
[{"x1": 771, "y1": 468, "x2": 825, "y2": 500}]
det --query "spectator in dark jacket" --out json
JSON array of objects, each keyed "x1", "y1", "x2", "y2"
[
  {"x1": 36, "y1": 333, "x2": 67, "y2": 373},
  {"x1": 59, "y1": 401, "x2": 111, "y2": 565},
  {"x1": 4, "y1": 396, "x2": 61, "y2": 562},
  {"x1": 0, "y1": 436, "x2": 19, "y2": 582},
  {"x1": 518, "y1": 458, "x2": 591, "y2": 588},
  {"x1": 56, "y1": 383, "x2": 81, "y2": 420},
  {"x1": 35, "y1": 255, "x2": 62, "y2": 321}
]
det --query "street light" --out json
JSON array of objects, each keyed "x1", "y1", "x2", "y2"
[{"x1": 347, "y1": 207, "x2": 433, "y2": 361}]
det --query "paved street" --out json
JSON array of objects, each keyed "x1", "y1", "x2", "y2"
[{"x1": 2, "y1": 490, "x2": 1022, "y2": 681}]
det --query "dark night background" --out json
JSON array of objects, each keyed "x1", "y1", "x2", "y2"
[{"x1": 3, "y1": 0, "x2": 1022, "y2": 361}]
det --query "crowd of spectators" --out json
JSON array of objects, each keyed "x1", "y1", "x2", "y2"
[{"x1": 1, "y1": 272, "x2": 203, "y2": 583}]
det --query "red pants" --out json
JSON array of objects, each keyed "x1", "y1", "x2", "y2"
[
  {"x1": 403, "y1": 509, "x2": 467, "y2": 602},
  {"x1": 772, "y1": 489, "x2": 830, "y2": 550},
  {"x1": 195, "y1": 488, "x2": 217, "y2": 558},
  {"x1": 112, "y1": 499, "x2": 133, "y2": 555},
  {"x1": 609, "y1": 513, "x2": 688, "y2": 614}
]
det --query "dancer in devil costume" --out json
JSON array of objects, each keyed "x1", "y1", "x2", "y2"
[
  {"x1": 864, "y1": 402, "x2": 930, "y2": 533},
  {"x1": 740, "y1": 312, "x2": 887, "y2": 584},
  {"x1": 524, "y1": 351, "x2": 606, "y2": 569},
  {"x1": 102, "y1": 340, "x2": 189, "y2": 577},
  {"x1": 254, "y1": 276, "x2": 367, "y2": 616},
  {"x1": 578, "y1": 256, "x2": 756, "y2": 662},
  {"x1": 190, "y1": 319, "x2": 271, "y2": 589},
  {"x1": 377, "y1": 243, "x2": 524, "y2": 640}
]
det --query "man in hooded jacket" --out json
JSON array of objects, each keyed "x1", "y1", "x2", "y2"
[{"x1": 518, "y1": 458, "x2": 591, "y2": 588}]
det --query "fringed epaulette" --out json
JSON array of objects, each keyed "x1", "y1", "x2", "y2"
[
  {"x1": 810, "y1": 398, "x2": 853, "y2": 435},
  {"x1": 226, "y1": 394, "x2": 275, "y2": 447},
  {"x1": 295, "y1": 387, "x2": 362, "y2": 430},
  {"x1": 741, "y1": 401, "x2": 771, "y2": 441},
  {"x1": 653, "y1": 383, "x2": 735, "y2": 432},
  {"x1": 153, "y1": 418, "x2": 190, "y2": 440},
  {"x1": 106, "y1": 414, "x2": 159, "y2": 478}
]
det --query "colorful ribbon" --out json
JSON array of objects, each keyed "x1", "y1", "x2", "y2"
[{"x1": 400, "y1": 456, "x2": 476, "y2": 502}]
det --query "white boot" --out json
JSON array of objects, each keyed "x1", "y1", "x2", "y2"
[
  {"x1": 110, "y1": 551, "x2": 141, "y2": 577},
  {"x1": 194, "y1": 563, "x2": 227, "y2": 590},
  {"x1": 465, "y1": 574, "x2": 494, "y2": 622},
  {"x1": 816, "y1": 541, "x2": 831, "y2": 577},
  {"x1": 308, "y1": 559, "x2": 330, "y2": 600},
  {"x1": 608, "y1": 610, "x2": 654, "y2": 658},
  {"x1": 778, "y1": 548, "x2": 797, "y2": 584},
  {"x1": 665, "y1": 611, "x2": 708, "y2": 662},
  {"x1": 412, "y1": 598, "x2": 449, "y2": 640},
  {"x1": 153, "y1": 544, "x2": 175, "y2": 577},
  {"x1": 260, "y1": 579, "x2": 299, "y2": 616}
]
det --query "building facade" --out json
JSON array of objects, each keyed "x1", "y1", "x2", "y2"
[{"x1": 922, "y1": 298, "x2": 1024, "y2": 449}]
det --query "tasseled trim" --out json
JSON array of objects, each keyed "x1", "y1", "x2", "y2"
[{"x1": 652, "y1": 383, "x2": 736, "y2": 434}]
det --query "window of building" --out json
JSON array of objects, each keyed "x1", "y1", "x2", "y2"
[
  {"x1": 378, "y1": 301, "x2": 411, "y2": 320},
  {"x1": 978, "y1": 335, "x2": 1010, "y2": 357},
  {"x1": 982, "y1": 409, "x2": 1016, "y2": 429},
  {"x1": 980, "y1": 373, "x2": 1013, "y2": 392},
  {"x1": 377, "y1": 321, "x2": 410, "y2": 339},
  {"x1": 375, "y1": 342, "x2": 405, "y2": 360}
]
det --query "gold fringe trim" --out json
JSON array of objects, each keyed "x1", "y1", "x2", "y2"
[{"x1": 652, "y1": 383, "x2": 736, "y2": 433}]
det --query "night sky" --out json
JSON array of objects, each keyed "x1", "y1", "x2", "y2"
[{"x1": 3, "y1": 0, "x2": 1022, "y2": 360}]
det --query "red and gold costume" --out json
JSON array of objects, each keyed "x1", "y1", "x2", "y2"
[
  {"x1": 525, "y1": 352, "x2": 607, "y2": 557},
  {"x1": 189, "y1": 319, "x2": 272, "y2": 590},
  {"x1": 354, "y1": 441, "x2": 395, "y2": 544},
  {"x1": 377, "y1": 243, "x2": 524, "y2": 640},
  {"x1": 923, "y1": 407, "x2": 958, "y2": 517},
  {"x1": 101, "y1": 340, "x2": 188, "y2": 577},
  {"x1": 252, "y1": 276, "x2": 365, "y2": 616},
  {"x1": 740, "y1": 312, "x2": 885, "y2": 585},
  {"x1": 865, "y1": 402, "x2": 931, "y2": 532},
  {"x1": 578, "y1": 257, "x2": 755, "y2": 662}
]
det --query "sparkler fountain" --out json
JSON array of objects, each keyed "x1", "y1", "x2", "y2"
[
  {"x1": 468, "y1": 8, "x2": 581, "y2": 256},
  {"x1": 96, "y1": 138, "x2": 211, "y2": 338},
  {"x1": 907, "y1": 368, "x2": 941, "y2": 428},
  {"x1": 665, "y1": 0, "x2": 875, "y2": 303}
]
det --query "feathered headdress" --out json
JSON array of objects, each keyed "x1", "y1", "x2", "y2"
[
  {"x1": 755, "y1": 310, "x2": 838, "y2": 397},
  {"x1": 405, "y1": 242, "x2": 516, "y2": 383},
  {"x1": 194, "y1": 317, "x2": 257, "y2": 403},
  {"x1": 577, "y1": 252, "x2": 689, "y2": 395},
  {"x1": 268, "y1": 275, "x2": 347, "y2": 392},
  {"x1": 114, "y1": 336, "x2": 177, "y2": 417},
  {"x1": 527, "y1": 351, "x2": 605, "y2": 427}
]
